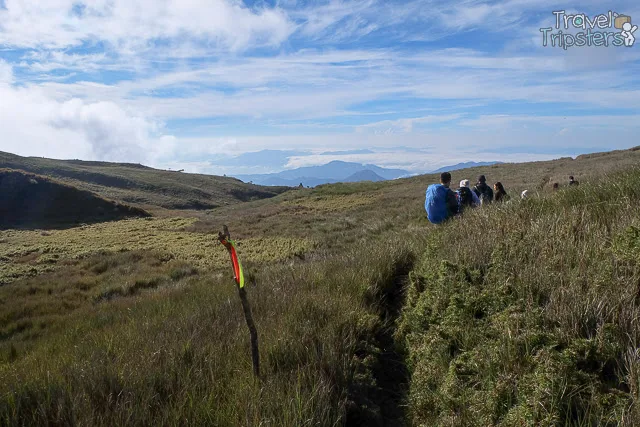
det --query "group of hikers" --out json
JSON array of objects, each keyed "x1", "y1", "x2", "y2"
[{"x1": 425, "y1": 172, "x2": 579, "y2": 224}]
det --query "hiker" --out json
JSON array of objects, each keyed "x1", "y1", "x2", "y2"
[
  {"x1": 473, "y1": 175, "x2": 494, "y2": 205},
  {"x1": 457, "y1": 179, "x2": 480, "y2": 211},
  {"x1": 552, "y1": 182, "x2": 559, "y2": 191},
  {"x1": 425, "y1": 172, "x2": 458, "y2": 224},
  {"x1": 569, "y1": 176, "x2": 579, "y2": 186},
  {"x1": 494, "y1": 182, "x2": 510, "y2": 202},
  {"x1": 521, "y1": 190, "x2": 529, "y2": 199}
]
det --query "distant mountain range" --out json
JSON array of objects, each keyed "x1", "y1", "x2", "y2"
[
  {"x1": 431, "y1": 161, "x2": 503, "y2": 173},
  {"x1": 234, "y1": 160, "x2": 505, "y2": 187},
  {"x1": 235, "y1": 161, "x2": 410, "y2": 187}
]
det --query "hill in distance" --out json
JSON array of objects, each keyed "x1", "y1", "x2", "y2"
[
  {"x1": 235, "y1": 160, "x2": 410, "y2": 187},
  {"x1": 342, "y1": 170, "x2": 386, "y2": 183},
  {"x1": 0, "y1": 169, "x2": 149, "y2": 229},
  {"x1": 259, "y1": 169, "x2": 388, "y2": 187},
  {"x1": 0, "y1": 151, "x2": 289, "y2": 212}
]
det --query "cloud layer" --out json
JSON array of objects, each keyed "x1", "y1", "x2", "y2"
[
  {"x1": 0, "y1": 0, "x2": 293, "y2": 50},
  {"x1": 1, "y1": 0, "x2": 638, "y2": 173}
]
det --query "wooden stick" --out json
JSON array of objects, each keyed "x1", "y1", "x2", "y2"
[
  {"x1": 238, "y1": 285, "x2": 260, "y2": 377},
  {"x1": 218, "y1": 225, "x2": 260, "y2": 378}
]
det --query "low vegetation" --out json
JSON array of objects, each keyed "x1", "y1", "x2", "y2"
[
  {"x1": 398, "y1": 167, "x2": 640, "y2": 426},
  {"x1": 0, "y1": 233, "x2": 418, "y2": 426},
  {"x1": 0, "y1": 217, "x2": 313, "y2": 285},
  {"x1": 0, "y1": 169, "x2": 149, "y2": 229},
  {"x1": 3, "y1": 147, "x2": 640, "y2": 425},
  {"x1": 0, "y1": 151, "x2": 289, "y2": 211}
]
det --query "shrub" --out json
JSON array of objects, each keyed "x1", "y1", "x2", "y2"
[{"x1": 398, "y1": 168, "x2": 640, "y2": 426}]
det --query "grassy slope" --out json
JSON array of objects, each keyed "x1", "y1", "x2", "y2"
[
  {"x1": 189, "y1": 146, "x2": 640, "y2": 248},
  {"x1": 0, "y1": 151, "x2": 289, "y2": 212},
  {"x1": 2, "y1": 147, "x2": 640, "y2": 425},
  {"x1": 0, "y1": 239, "x2": 417, "y2": 426},
  {"x1": 0, "y1": 169, "x2": 150, "y2": 230},
  {"x1": 398, "y1": 168, "x2": 640, "y2": 426}
]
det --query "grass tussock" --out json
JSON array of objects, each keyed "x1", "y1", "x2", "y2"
[
  {"x1": 397, "y1": 168, "x2": 640, "y2": 426},
  {"x1": 0, "y1": 250, "x2": 200, "y2": 352},
  {"x1": 0, "y1": 217, "x2": 314, "y2": 284},
  {"x1": 0, "y1": 231, "x2": 417, "y2": 426},
  {"x1": 4, "y1": 149, "x2": 640, "y2": 426}
]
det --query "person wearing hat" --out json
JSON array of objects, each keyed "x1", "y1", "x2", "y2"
[
  {"x1": 458, "y1": 179, "x2": 481, "y2": 207},
  {"x1": 473, "y1": 174, "x2": 494, "y2": 205}
]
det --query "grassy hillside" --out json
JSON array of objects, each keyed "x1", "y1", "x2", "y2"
[
  {"x1": 2, "y1": 147, "x2": 640, "y2": 425},
  {"x1": 0, "y1": 169, "x2": 150, "y2": 230},
  {"x1": 190, "y1": 146, "x2": 640, "y2": 245},
  {"x1": 0, "y1": 151, "x2": 289, "y2": 212},
  {"x1": 0, "y1": 232, "x2": 417, "y2": 426},
  {"x1": 398, "y1": 168, "x2": 640, "y2": 426}
]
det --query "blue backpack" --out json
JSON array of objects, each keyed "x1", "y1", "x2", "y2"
[{"x1": 425, "y1": 184, "x2": 449, "y2": 224}]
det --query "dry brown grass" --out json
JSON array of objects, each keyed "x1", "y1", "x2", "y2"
[{"x1": 3, "y1": 146, "x2": 640, "y2": 426}]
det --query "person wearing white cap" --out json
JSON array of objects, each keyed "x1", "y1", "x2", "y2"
[
  {"x1": 458, "y1": 179, "x2": 481, "y2": 207},
  {"x1": 521, "y1": 190, "x2": 529, "y2": 199}
]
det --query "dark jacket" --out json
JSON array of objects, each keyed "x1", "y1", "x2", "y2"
[
  {"x1": 473, "y1": 182, "x2": 494, "y2": 203},
  {"x1": 495, "y1": 191, "x2": 510, "y2": 202},
  {"x1": 456, "y1": 187, "x2": 475, "y2": 212},
  {"x1": 446, "y1": 187, "x2": 458, "y2": 217}
]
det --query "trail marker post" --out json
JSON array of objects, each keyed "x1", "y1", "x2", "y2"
[{"x1": 218, "y1": 225, "x2": 260, "y2": 378}]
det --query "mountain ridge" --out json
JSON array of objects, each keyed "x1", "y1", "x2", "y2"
[
  {"x1": 0, "y1": 151, "x2": 289, "y2": 211},
  {"x1": 235, "y1": 160, "x2": 410, "y2": 187}
]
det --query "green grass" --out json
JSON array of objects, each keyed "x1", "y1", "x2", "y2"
[
  {"x1": 0, "y1": 169, "x2": 150, "y2": 229},
  {"x1": 0, "y1": 217, "x2": 314, "y2": 285},
  {"x1": 3, "y1": 147, "x2": 640, "y2": 425},
  {"x1": 397, "y1": 167, "x2": 640, "y2": 426},
  {"x1": 0, "y1": 236, "x2": 417, "y2": 426},
  {"x1": 0, "y1": 151, "x2": 289, "y2": 211}
]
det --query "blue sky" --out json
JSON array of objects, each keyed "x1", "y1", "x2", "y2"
[{"x1": 1, "y1": 0, "x2": 639, "y2": 174}]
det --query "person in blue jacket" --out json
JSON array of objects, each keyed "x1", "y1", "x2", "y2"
[{"x1": 425, "y1": 172, "x2": 459, "y2": 224}]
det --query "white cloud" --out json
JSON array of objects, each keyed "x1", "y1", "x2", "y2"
[
  {"x1": 0, "y1": 60, "x2": 13, "y2": 83},
  {"x1": 21, "y1": 46, "x2": 639, "y2": 127},
  {"x1": 295, "y1": 0, "x2": 378, "y2": 40},
  {"x1": 0, "y1": 0, "x2": 294, "y2": 51},
  {"x1": 284, "y1": 148, "x2": 558, "y2": 172},
  {"x1": 49, "y1": 99, "x2": 160, "y2": 162},
  {"x1": 19, "y1": 51, "x2": 110, "y2": 73},
  {"x1": 356, "y1": 114, "x2": 464, "y2": 134},
  {"x1": 289, "y1": 0, "x2": 635, "y2": 45},
  {"x1": 0, "y1": 61, "x2": 174, "y2": 163},
  {"x1": 1, "y1": 0, "x2": 639, "y2": 173},
  {"x1": 458, "y1": 114, "x2": 640, "y2": 129},
  {"x1": 161, "y1": 121, "x2": 637, "y2": 174}
]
